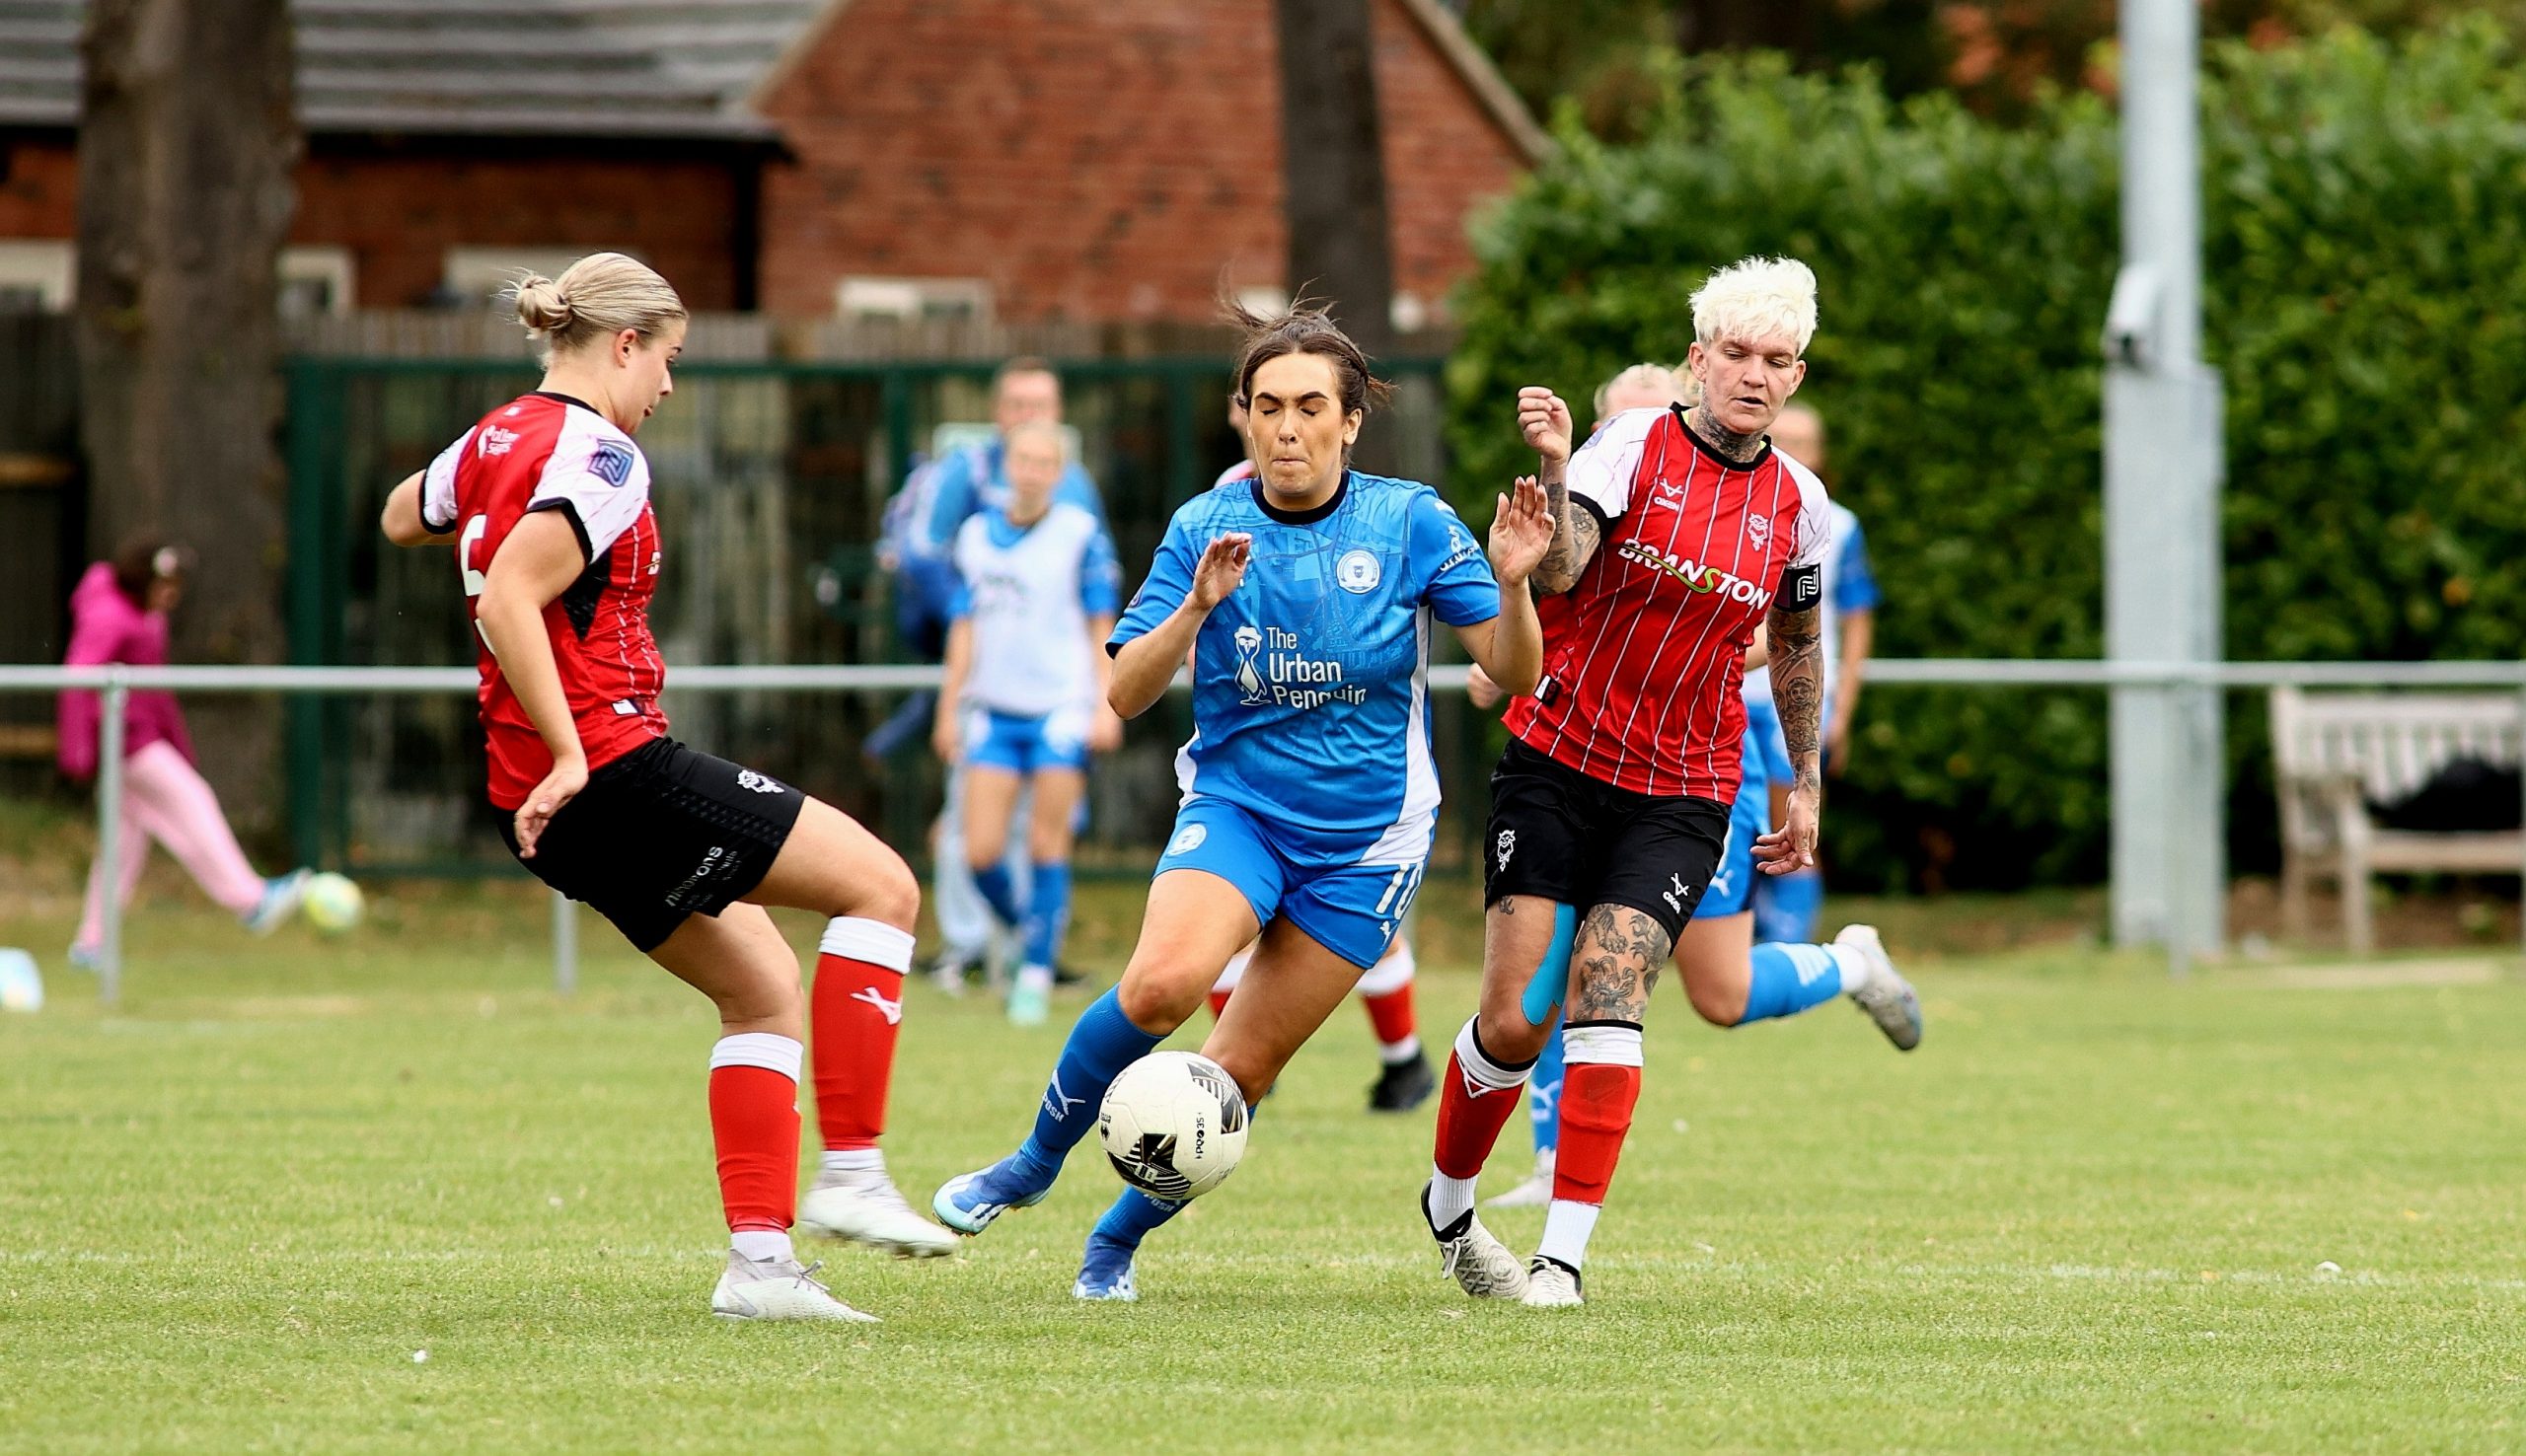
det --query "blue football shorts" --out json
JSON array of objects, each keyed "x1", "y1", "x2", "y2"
[
  {"x1": 1699, "y1": 765, "x2": 1770, "y2": 918},
  {"x1": 1743, "y1": 697, "x2": 1796, "y2": 786},
  {"x1": 1152, "y1": 795, "x2": 1429, "y2": 970},
  {"x1": 961, "y1": 704, "x2": 1090, "y2": 775}
]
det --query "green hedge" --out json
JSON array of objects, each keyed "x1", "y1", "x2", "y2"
[{"x1": 1444, "y1": 23, "x2": 2526, "y2": 891}]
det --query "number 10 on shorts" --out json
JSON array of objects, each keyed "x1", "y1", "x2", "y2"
[{"x1": 1374, "y1": 860, "x2": 1426, "y2": 941}]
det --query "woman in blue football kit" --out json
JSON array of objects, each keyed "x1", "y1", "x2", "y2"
[
  {"x1": 933, "y1": 305, "x2": 1553, "y2": 1300},
  {"x1": 932, "y1": 420, "x2": 1123, "y2": 1027}
]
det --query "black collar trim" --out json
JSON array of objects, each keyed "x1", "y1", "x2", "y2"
[
  {"x1": 1250, "y1": 471, "x2": 1349, "y2": 525},
  {"x1": 1672, "y1": 402, "x2": 1772, "y2": 472},
  {"x1": 531, "y1": 390, "x2": 602, "y2": 415}
]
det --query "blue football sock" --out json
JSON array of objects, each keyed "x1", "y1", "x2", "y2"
[
  {"x1": 1018, "y1": 985, "x2": 1164, "y2": 1172},
  {"x1": 1092, "y1": 1187, "x2": 1185, "y2": 1252},
  {"x1": 1024, "y1": 860, "x2": 1072, "y2": 969},
  {"x1": 1741, "y1": 942, "x2": 1849, "y2": 1025},
  {"x1": 1528, "y1": 1010, "x2": 1565, "y2": 1156},
  {"x1": 973, "y1": 861, "x2": 1024, "y2": 930}
]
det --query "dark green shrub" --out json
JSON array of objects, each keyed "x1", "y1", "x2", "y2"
[{"x1": 1447, "y1": 23, "x2": 2526, "y2": 890}]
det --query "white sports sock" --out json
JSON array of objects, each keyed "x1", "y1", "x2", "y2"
[
  {"x1": 1379, "y1": 1034, "x2": 1422, "y2": 1066},
  {"x1": 1016, "y1": 963, "x2": 1055, "y2": 993},
  {"x1": 820, "y1": 1147, "x2": 884, "y2": 1179},
  {"x1": 1535, "y1": 1199, "x2": 1602, "y2": 1270},
  {"x1": 731, "y1": 1229, "x2": 794, "y2": 1265},
  {"x1": 1428, "y1": 1167, "x2": 1479, "y2": 1231},
  {"x1": 1827, "y1": 943, "x2": 1871, "y2": 994}
]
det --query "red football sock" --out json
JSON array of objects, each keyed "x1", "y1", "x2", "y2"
[
  {"x1": 708, "y1": 1035, "x2": 803, "y2": 1233},
  {"x1": 1362, "y1": 982, "x2": 1416, "y2": 1048},
  {"x1": 1432, "y1": 1019, "x2": 1529, "y2": 1180},
  {"x1": 1207, "y1": 988, "x2": 1232, "y2": 1020},
  {"x1": 810, "y1": 918, "x2": 915, "y2": 1153},
  {"x1": 1551, "y1": 1061, "x2": 1643, "y2": 1205}
]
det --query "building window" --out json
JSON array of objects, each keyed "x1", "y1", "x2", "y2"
[
  {"x1": 837, "y1": 276, "x2": 993, "y2": 327},
  {"x1": 279, "y1": 246, "x2": 355, "y2": 318},
  {"x1": 0, "y1": 241, "x2": 355, "y2": 316},
  {"x1": 0, "y1": 241, "x2": 73, "y2": 313},
  {"x1": 440, "y1": 248, "x2": 599, "y2": 309}
]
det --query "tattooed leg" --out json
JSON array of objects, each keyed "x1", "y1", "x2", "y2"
[
  {"x1": 1565, "y1": 904, "x2": 1673, "y2": 1024},
  {"x1": 1537, "y1": 902, "x2": 1670, "y2": 1284}
]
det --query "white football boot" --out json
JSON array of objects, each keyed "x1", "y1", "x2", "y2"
[
  {"x1": 1483, "y1": 1149, "x2": 1556, "y2": 1209},
  {"x1": 1835, "y1": 923, "x2": 1923, "y2": 1052},
  {"x1": 798, "y1": 1168, "x2": 959, "y2": 1258},
  {"x1": 709, "y1": 1252, "x2": 878, "y2": 1323},
  {"x1": 1423, "y1": 1184, "x2": 1529, "y2": 1299},
  {"x1": 1520, "y1": 1256, "x2": 1585, "y2": 1308}
]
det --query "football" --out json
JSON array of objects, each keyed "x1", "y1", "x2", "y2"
[
  {"x1": 303, "y1": 873, "x2": 365, "y2": 934},
  {"x1": 1098, "y1": 1051, "x2": 1249, "y2": 1201}
]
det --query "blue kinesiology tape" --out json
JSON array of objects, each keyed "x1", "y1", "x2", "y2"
[{"x1": 1521, "y1": 903, "x2": 1579, "y2": 1026}]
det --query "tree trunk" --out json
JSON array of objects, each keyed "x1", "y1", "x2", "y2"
[
  {"x1": 75, "y1": 0, "x2": 299, "y2": 831},
  {"x1": 1274, "y1": 0, "x2": 1399, "y2": 469}
]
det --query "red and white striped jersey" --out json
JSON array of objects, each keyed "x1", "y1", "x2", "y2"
[
  {"x1": 1505, "y1": 404, "x2": 1831, "y2": 801},
  {"x1": 421, "y1": 392, "x2": 669, "y2": 810}
]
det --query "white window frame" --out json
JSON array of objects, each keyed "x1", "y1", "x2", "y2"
[
  {"x1": 442, "y1": 248, "x2": 601, "y2": 308},
  {"x1": 278, "y1": 245, "x2": 355, "y2": 317},
  {"x1": 0, "y1": 240, "x2": 75, "y2": 312},
  {"x1": 837, "y1": 275, "x2": 994, "y2": 327}
]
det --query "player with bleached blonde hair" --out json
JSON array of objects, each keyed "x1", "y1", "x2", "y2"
[{"x1": 1419, "y1": 256, "x2": 1908, "y2": 1308}]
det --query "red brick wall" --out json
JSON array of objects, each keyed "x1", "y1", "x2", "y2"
[
  {"x1": 755, "y1": 0, "x2": 1528, "y2": 325},
  {"x1": 0, "y1": 140, "x2": 77, "y2": 239},
  {"x1": 1, "y1": 138, "x2": 744, "y2": 309}
]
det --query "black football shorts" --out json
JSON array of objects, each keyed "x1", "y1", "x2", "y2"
[
  {"x1": 1481, "y1": 736, "x2": 1731, "y2": 943},
  {"x1": 496, "y1": 737, "x2": 805, "y2": 952}
]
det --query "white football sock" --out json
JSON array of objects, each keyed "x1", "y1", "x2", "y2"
[
  {"x1": 1535, "y1": 1199, "x2": 1601, "y2": 1270},
  {"x1": 731, "y1": 1229, "x2": 794, "y2": 1265},
  {"x1": 1428, "y1": 1166, "x2": 1479, "y2": 1231},
  {"x1": 1379, "y1": 1034, "x2": 1422, "y2": 1066},
  {"x1": 820, "y1": 1147, "x2": 884, "y2": 1179},
  {"x1": 1828, "y1": 943, "x2": 1871, "y2": 994},
  {"x1": 1016, "y1": 963, "x2": 1055, "y2": 993}
]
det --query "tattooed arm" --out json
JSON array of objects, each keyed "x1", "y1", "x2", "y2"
[
  {"x1": 1518, "y1": 387, "x2": 1602, "y2": 596},
  {"x1": 1753, "y1": 597, "x2": 1823, "y2": 875}
]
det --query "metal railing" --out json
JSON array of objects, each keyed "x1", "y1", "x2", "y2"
[{"x1": 6, "y1": 658, "x2": 2523, "y2": 1001}]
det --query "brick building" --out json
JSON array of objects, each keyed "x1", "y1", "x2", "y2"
[{"x1": 0, "y1": 0, "x2": 1544, "y2": 327}]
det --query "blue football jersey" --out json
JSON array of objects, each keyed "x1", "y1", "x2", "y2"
[{"x1": 1111, "y1": 472, "x2": 1502, "y2": 855}]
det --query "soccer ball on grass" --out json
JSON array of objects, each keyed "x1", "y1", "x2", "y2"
[
  {"x1": 302, "y1": 873, "x2": 365, "y2": 934},
  {"x1": 1098, "y1": 1051, "x2": 1249, "y2": 1201}
]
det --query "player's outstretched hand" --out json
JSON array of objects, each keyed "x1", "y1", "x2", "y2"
[
  {"x1": 512, "y1": 754, "x2": 589, "y2": 860},
  {"x1": 1488, "y1": 475, "x2": 1552, "y2": 586},
  {"x1": 1753, "y1": 784, "x2": 1820, "y2": 876},
  {"x1": 1190, "y1": 532, "x2": 1253, "y2": 610},
  {"x1": 1088, "y1": 704, "x2": 1124, "y2": 754},
  {"x1": 1465, "y1": 663, "x2": 1506, "y2": 711},
  {"x1": 1518, "y1": 387, "x2": 1573, "y2": 465}
]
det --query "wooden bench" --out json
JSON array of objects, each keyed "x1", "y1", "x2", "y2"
[{"x1": 2270, "y1": 687, "x2": 2524, "y2": 953}]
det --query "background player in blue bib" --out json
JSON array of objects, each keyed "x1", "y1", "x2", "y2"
[
  {"x1": 933, "y1": 305, "x2": 1553, "y2": 1301},
  {"x1": 933, "y1": 420, "x2": 1123, "y2": 1027}
]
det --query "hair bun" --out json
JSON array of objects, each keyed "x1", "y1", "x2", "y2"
[{"x1": 511, "y1": 274, "x2": 572, "y2": 333}]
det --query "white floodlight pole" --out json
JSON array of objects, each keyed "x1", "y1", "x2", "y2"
[{"x1": 2106, "y1": 0, "x2": 2226, "y2": 970}]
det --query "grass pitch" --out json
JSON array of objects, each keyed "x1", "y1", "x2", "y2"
[{"x1": 3, "y1": 879, "x2": 2524, "y2": 1454}]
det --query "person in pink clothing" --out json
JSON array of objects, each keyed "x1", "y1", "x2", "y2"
[{"x1": 58, "y1": 537, "x2": 308, "y2": 967}]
